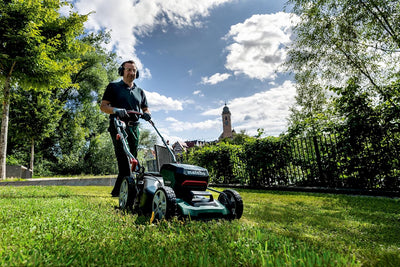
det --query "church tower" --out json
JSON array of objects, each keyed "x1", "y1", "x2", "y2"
[{"x1": 221, "y1": 104, "x2": 233, "y2": 139}]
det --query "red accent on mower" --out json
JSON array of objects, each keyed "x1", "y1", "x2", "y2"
[{"x1": 130, "y1": 158, "x2": 138, "y2": 172}]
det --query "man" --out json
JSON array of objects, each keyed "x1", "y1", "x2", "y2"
[{"x1": 100, "y1": 60, "x2": 151, "y2": 197}]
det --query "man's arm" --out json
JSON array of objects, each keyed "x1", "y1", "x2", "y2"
[
  {"x1": 100, "y1": 100, "x2": 114, "y2": 114},
  {"x1": 142, "y1": 107, "x2": 150, "y2": 114}
]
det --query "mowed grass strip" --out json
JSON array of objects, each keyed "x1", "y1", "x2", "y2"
[{"x1": 0, "y1": 186, "x2": 398, "y2": 266}]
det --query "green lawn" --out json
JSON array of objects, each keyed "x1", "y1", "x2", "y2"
[{"x1": 0, "y1": 186, "x2": 398, "y2": 266}]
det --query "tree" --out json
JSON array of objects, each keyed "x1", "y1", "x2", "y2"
[
  {"x1": 331, "y1": 78, "x2": 400, "y2": 188},
  {"x1": 9, "y1": 87, "x2": 62, "y2": 175},
  {"x1": 0, "y1": 0, "x2": 89, "y2": 179},
  {"x1": 287, "y1": 71, "x2": 332, "y2": 137},
  {"x1": 286, "y1": 0, "x2": 400, "y2": 135},
  {"x1": 35, "y1": 31, "x2": 118, "y2": 175}
]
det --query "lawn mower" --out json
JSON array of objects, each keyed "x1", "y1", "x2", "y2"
[{"x1": 114, "y1": 111, "x2": 243, "y2": 221}]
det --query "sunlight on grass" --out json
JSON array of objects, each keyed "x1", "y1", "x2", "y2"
[{"x1": 0, "y1": 186, "x2": 398, "y2": 266}]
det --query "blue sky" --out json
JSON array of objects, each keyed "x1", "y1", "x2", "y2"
[{"x1": 66, "y1": 0, "x2": 298, "y2": 143}]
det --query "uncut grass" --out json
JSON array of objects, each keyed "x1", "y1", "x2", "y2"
[
  {"x1": 241, "y1": 189, "x2": 400, "y2": 266},
  {"x1": 0, "y1": 187, "x2": 398, "y2": 266}
]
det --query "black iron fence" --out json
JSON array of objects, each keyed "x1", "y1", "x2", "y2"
[{"x1": 183, "y1": 134, "x2": 400, "y2": 190}]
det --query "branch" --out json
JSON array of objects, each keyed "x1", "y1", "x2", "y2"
[
  {"x1": 8, "y1": 61, "x2": 16, "y2": 77},
  {"x1": 368, "y1": 0, "x2": 400, "y2": 47},
  {"x1": 358, "y1": 0, "x2": 400, "y2": 47},
  {"x1": 71, "y1": 63, "x2": 92, "y2": 84},
  {"x1": 337, "y1": 45, "x2": 400, "y2": 111},
  {"x1": 339, "y1": 37, "x2": 400, "y2": 53}
]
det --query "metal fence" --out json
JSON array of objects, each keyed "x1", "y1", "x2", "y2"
[{"x1": 185, "y1": 135, "x2": 400, "y2": 190}]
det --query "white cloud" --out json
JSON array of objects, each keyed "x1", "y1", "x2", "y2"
[
  {"x1": 193, "y1": 90, "x2": 204, "y2": 97},
  {"x1": 145, "y1": 91, "x2": 183, "y2": 112},
  {"x1": 71, "y1": 0, "x2": 233, "y2": 69},
  {"x1": 224, "y1": 12, "x2": 299, "y2": 80},
  {"x1": 158, "y1": 81, "x2": 296, "y2": 139},
  {"x1": 202, "y1": 80, "x2": 296, "y2": 136},
  {"x1": 201, "y1": 73, "x2": 231, "y2": 85},
  {"x1": 165, "y1": 117, "x2": 220, "y2": 132}
]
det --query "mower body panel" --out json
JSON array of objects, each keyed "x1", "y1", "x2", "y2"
[
  {"x1": 176, "y1": 198, "x2": 230, "y2": 218},
  {"x1": 160, "y1": 163, "x2": 232, "y2": 218}
]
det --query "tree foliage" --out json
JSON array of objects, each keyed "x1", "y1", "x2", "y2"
[
  {"x1": 284, "y1": 0, "x2": 400, "y2": 189},
  {"x1": 0, "y1": 0, "x2": 90, "y2": 179},
  {"x1": 5, "y1": 27, "x2": 159, "y2": 176},
  {"x1": 286, "y1": 0, "x2": 400, "y2": 137},
  {"x1": 8, "y1": 86, "x2": 63, "y2": 173},
  {"x1": 287, "y1": 0, "x2": 400, "y2": 88}
]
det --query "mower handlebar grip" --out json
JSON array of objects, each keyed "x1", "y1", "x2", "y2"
[
  {"x1": 127, "y1": 110, "x2": 143, "y2": 116},
  {"x1": 127, "y1": 110, "x2": 154, "y2": 125}
]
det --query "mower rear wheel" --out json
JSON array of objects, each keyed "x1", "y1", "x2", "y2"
[
  {"x1": 218, "y1": 189, "x2": 243, "y2": 219},
  {"x1": 152, "y1": 186, "x2": 177, "y2": 220},
  {"x1": 119, "y1": 176, "x2": 135, "y2": 211}
]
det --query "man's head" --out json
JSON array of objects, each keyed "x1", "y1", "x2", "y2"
[{"x1": 118, "y1": 60, "x2": 139, "y2": 80}]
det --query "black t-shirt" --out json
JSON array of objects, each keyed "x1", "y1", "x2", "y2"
[{"x1": 102, "y1": 80, "x2": 148, "y2": 120}]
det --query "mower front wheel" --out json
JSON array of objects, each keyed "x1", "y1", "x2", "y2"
[
  {"x1": 218, "y1": 189, "x2": 243, "y2": 219},
  {"x1": 152, "y1": 186, "x2": 177, "y2": 220},
  {"x1": 119, "y1": 176, "x2": 135, "y2": 211}
]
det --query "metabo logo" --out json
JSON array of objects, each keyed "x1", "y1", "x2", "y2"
[{"x1": 186, "y1": 169, "x2": 207, "y2": 176}]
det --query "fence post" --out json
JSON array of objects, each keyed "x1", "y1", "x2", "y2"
[{"x1": 313, "y1": 136, "x2": 324, "y2": 185}]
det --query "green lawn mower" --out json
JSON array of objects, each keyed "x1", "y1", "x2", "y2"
[{"x1": 115, "y1": 111, "x2": 243, "y2": 221}]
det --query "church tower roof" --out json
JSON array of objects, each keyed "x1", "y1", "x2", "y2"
[{"x1": 222, "y1": 103, "x2": 231, "y2": 115}]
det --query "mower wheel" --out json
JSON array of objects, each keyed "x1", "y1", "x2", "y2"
[
  {"x1": 218, "y1": 189, "x2": 243, "y2": 219},
  {"x1": 152, "y1": 186, "x2": 177, "y2": 220},
  {"x1": 119, "y1": 176, "x2": 135, "y2": 211}
]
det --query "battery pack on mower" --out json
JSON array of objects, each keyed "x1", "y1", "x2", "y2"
[{"x1": 160, "y1": 163, "x2": 209, "y2": 192}]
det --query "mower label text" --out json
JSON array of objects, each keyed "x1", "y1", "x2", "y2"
[{"x1": 186, "y1": 170, "x2": 207, "y2": 176}]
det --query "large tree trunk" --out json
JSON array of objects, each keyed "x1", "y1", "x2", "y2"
[
  {"x1": 0, "y1": 76, "x2": 11, "y2": 180},
  {"x1": 30, "y1": 137, "x2": 34, "y2": 176}
]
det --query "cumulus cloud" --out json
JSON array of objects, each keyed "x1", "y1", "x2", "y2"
[
  {"x1": 201, "y1": 73, "x2": 231, "y2": 85},
  {"x1": 193, "y1": 90, "x2": 204, "y2": 97},
  {"x1": 165, "y1": 117, "x2": 220, "y2": 132},
  {"x1": 202, "y1": 80, "x2": 297, "y2": 136},
  {"x1": 145, "y1": 91, "x2": 183, "y2": 112},
  {"x1": 224, "y1": 12, "x2": 299, "y2": 80},
  {"x1": 71, "y1": 0, "x2": 232, "y2": 68},
  {"x1": 158, "y1": 80, "x2": 296, "y2": 139}
]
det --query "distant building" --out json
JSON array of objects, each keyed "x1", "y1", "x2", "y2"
[
  {"x1": 171, "y1": 104, "x2": 235, "y2": 155},
  {"x1": 172, "y1": 140, "x2": 206, "y2": 156},
  {"x1": 172, "y1": 141, "x2": 188, "y2": 155},
  {"x1": 185, "y1": 140, "x2": 206, "y2": 148},
  {"x1": 219, "y1": 104, "x2": 235, "y2": 140}
]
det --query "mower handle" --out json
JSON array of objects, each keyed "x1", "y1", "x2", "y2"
[
  {"x1": 127, "y1": 110, "x2": 177, "y2": 163},
  {"x1": 127, "y1": 110, "x2": 143, "y2": 116},
  {"x1": 127, "y1": 110, "x2": 153, "y2": 124}
]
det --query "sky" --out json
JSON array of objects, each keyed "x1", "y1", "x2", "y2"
[{"x1": 65, "y1": 0, "x2": 299, "y2": 143}]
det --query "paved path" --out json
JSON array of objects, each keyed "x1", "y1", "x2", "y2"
[{"x1": 0, "y1": 177, "x2": 116, "y2": 187}]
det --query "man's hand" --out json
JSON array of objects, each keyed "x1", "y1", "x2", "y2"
[
  {"x1": 141, "y1": 112, "x2": 151, "y2": 121},
  {"x1": 113, "y1": 108, "x2": 128, "y2": 118}
]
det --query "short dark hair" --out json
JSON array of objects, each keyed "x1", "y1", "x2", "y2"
[{"x1": 121, "y1": 60, "x2": 136, "y2": 68}]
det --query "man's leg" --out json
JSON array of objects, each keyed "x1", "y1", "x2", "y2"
[
  {"x1": 127, "y1": 125, "x2": 140, "y2": 158},
  {"x1": 109, "y1": 126, "x2": 130, "y2": 196}
]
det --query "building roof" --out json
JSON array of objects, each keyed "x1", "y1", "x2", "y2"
[{"x1": 222, "y1": 104, "x2": 231, "y2": 115}]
